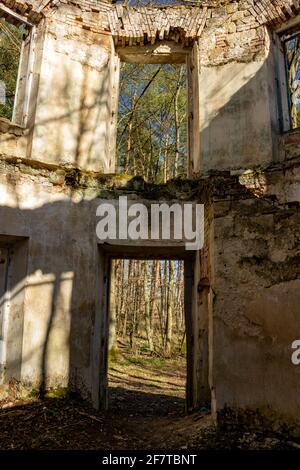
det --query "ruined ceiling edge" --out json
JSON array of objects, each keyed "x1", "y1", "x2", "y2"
[{"x1": 1, "y1": 1, "x2": 300, "y2": 36}]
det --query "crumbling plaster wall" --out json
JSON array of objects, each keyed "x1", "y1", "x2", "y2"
[
  {"x1": 198, "y1": 3, "x2": 279, "y2": 173},
  {"x1": 0, "y1": 121, "x2": 28, "y2": 159},
  {"x1": 0, "y1": 157, "x2": 95, "y2": 391},
  {"x1": 28, "y1": 5, "x2": 118, "y2": 172},
  {"x1": 0, "y1": 157, "x2": 208, "y2": 401},
  {"x1": 211, "y1": 162, "x2": 300, "y2": 422},
  {"x1": 0, "y1": 1, "x2": 292, "y2": 175},
  {"x1": 0, "y1": 158, "x2": 124, "y2": 394},
  {"x1": 1, "y1": 154, "x2": 300, "y2": 425},
  {"x1": 0, "y1": 2, "x2": 119, "y2": 172},
  {"x1": 0, "y1": 0, "x2": 300, "y2": 425}
]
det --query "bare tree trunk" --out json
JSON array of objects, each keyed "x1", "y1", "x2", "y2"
[
  {"x1": 174, "y1": 66, "x2": 183, "y2": 176},
  {"x1": 129, "y1": 261, "x2": 137, "y2": 351},
  {"x1": 117, "y1": 260, "x2": 125, "y2": 335},
  {"x1": 125, "y1": 119, "x2": 133, "y2": 174},
  {"x1": 158, "y1": 261, "x2": 165, "y2": 349},
  {"x1": 124, "y1": 90, "x2": 137, "y2": 174},
  {"x1": 150, "y1": 260, "x2": 159, "y2": 329},
  {"x1": 108, "y1": 261, "x2": 117, "y2": 351},
  {"x1": 122, "y1": 260, "x2": 132, "y2": 339},
  {"x1": 144, "y1": 261, "x2": 154, "y2": 352},
  {"x1": 165, "y1": 260, "x2": 174, "y2": 356},
  {"x1": 163, "y1": 127, "x2": 171, "y2": 183}
]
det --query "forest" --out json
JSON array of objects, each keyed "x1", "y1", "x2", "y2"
[
  {"x1": 0, "y1": 18, "x2": 23, "y2": 120},
  {"x1": 116, "y1": 62, "x2": 187, "y2": 182},
  {"x1": 109, "y1": 61, "x2": 188, "y2": 362},
  {"x1": 109, "y1": 259, "x2": 185, "y2": 357}
]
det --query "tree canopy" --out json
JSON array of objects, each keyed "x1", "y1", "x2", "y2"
[
  {"x1": 117, "y1": 63, "x2": 187, "y2": 182},
  {"x1": 0, "y1": 18, "x2": 24, "y2": 121}
]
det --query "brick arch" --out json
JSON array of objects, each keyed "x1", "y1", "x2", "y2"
[
  {"x1": 0, "y1": 0, "x2": 114, "y2": 27},
  {"x1": 247, "y1": 0, "x2": 300, "y2": 28},
  {"x1": 107, "y1": 5, "x2": 208, "y2": 47},
  {"x1": 4, "y1": 0, "x2": 300, "y2": 48},
  {"x1": 0, "y1": 0, "x2": 44, "y2": 24}
]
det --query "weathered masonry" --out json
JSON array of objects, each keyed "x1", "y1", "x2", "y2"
[{"x1": 0, "y1": 0, "x2": 300, "y2": 429}]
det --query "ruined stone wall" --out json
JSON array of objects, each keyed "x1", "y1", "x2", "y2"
[
  {"x1": 28, "y1": 5, "x2": 118, "y2": 171},
  {"x1": 1, "y1": 152, "x2": 300, "y2": 424},
  {"x1": 0, "y1": 157, "x2": 101, "y2": 393},
  {"x1": 198, "y1": 3, "x2": 278, "y2": 173},
  {"x1": 0, "y1": 121, "x2": 27, "y2": 158},
  {"x1": 0, "y1": 1, "x2": 119, "y2": 171},
  {"x1": 0, "y1": 157, "x2": 205, "y2": 401},
  {"x1": 0, "y1": 0, "x2": 300, "y2": 425},
  {"x1": 211, "y1": 163, "x2": 300, "y2": 423},
  {"x1": 0, "y1": 0, "x2": 294, "y2": 174}
]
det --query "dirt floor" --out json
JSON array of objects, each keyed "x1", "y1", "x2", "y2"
[{"x1": 0, "y1": 354, "x2": 296, "y2": 450}]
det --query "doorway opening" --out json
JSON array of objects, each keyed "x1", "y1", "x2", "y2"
[
  {"x1": 108, "y1": 258, "x2": 186, "y2": 416},
  {"x1": 116, "y1": 62, "x2": 188, "y2": 182},
  {"x1": 0, "y1": 236, "x2": 28, "y2": 384},
  {"x1": 95, "y1": 245, "x2": 211, "y2": 413}
]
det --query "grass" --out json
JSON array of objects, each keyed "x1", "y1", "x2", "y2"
[
  {"x1": 108, "y1": 348, "x2": 186, "y2": 398},
  {"x1": 110, "y1": 353, "x2": 185, "y2": 371}
]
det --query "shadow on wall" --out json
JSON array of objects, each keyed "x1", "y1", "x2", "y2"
[
  {"x1": 0, "y1": 35, "x2": 279, "y2": 174},
  {"x1": 0, "y1": 45, "x2": 292, "y2": 408},
  {"x1": 198, "y1": 43, "x2": 279, "y2": 172},
  {"x1": 0, "y1": 189, "x2": 200, "y2": 406},
  {"x1": 0, "y1": 197, "x2": 102, "y2": 399},
  {"x1": 0, "y1": 41, "x2": 114, "y2": 172}
]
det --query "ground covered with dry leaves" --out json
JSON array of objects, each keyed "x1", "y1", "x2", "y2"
[{"x1": 0, "y1": 354, "x2": 296, "y2": 450}]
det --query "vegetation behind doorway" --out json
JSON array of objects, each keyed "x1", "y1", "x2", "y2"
[
  {"x1": 108, "y1": 259, "x2": 187, "y2": 413},
  {"x1": 116, "y1": 63, "x2": 187, "y2": 182}
]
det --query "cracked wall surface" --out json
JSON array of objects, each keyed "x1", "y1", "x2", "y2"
[{"x1": 212, "y1": 163, "x2": 300, "y2": 422}]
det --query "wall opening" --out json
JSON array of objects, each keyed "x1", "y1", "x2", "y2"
[
  {"x1": 0, "y1": 235, "x2": 28, "y2": 384},
  {"x1": 281, "y1": 26, "x2": 300, "y2": 130},
  {"x1": 116, "y1": 62, "x2": 188, "y2": 182},
  {"x1": 94, "y1": 246, "x2": 210, "y2": 414},
  {"x1": 275, "y1": 20, "x2": 300, "y2": 132},
  {"x1": 108, "y1": 258, "x2": 186, "y2": 415},
  {"x1": 0, "y1": 8, "x2": 33, "y2": 126},
  {"x1": 0, "y1": 245, "x2": 10, "y2": 374}
]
